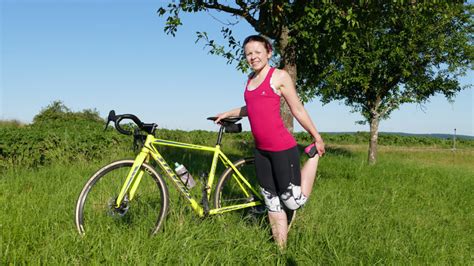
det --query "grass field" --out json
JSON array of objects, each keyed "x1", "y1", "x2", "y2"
[{"x1": 1, "y1": 141, "x2": 473, "y2": 264}]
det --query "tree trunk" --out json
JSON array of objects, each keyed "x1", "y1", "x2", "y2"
[
  {"x1": 368, "y1": 116, "x2": 380, "y2": 165},
  {"x1": 280, "y1": 63, "x2": 296, "y2": 132},
  {"x1": 280, "y1": 100, "x2": 294, "y2": 132},
  {"x1": 279, "y1": 26, "x2": 296, "y2": 132}
]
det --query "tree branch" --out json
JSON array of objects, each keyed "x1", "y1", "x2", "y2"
[
  {"x1": 202, "y1": 1, "x2": 259, "y2": 29},
  {"x1": 379, "y1": 98, "x2": 397, "y2": 118}
]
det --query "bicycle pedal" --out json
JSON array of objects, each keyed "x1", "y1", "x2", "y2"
[
  {"x1": 199, "y1": 172, "x2": 208, "y2": 182},
  {"x1": 201, "y1": 185, "x2": 210, "y2": 215},
  {"x1": 249, "y1": 205, "x2": 267, "y2": 215}
]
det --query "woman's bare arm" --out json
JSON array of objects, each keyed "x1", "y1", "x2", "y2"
[
  {"x1": 275, "y1": 70, "x2": 325, "y2": 155},
  {"x1": 215, "y1": 106, "x2": 247, "y2": 123}
]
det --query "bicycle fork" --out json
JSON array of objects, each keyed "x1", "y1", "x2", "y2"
[{"x1": 114, "y1": 149, "x2": 150, "y2": 208}]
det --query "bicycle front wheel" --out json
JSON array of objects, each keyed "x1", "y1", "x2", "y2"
[
  {"x1": 75, "y1": 159, "x2": 169, "y2": 236},
  {"x1": 214, "y1": 157, "x2": 263, "y2": 212}
]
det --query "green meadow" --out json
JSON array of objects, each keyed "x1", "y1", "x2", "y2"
[{"x1": 1, "y1": 116, "x2": 473, "y2": 264}]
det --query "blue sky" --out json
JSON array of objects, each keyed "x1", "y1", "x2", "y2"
[{"x1": 1, "y1": 0, "x2": 473, "y2": 136}]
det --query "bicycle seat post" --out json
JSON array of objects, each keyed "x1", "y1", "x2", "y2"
[{"x1": 216, "y1": 125, "x2": 225, "y2": 146}]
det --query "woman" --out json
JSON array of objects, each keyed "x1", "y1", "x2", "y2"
[{"x1": 215, "y1": 35, "x2": 325, "y2": 248}]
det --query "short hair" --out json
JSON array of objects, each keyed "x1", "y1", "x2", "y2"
[{"x1": 243, "y1": 35, "x2": 273, "y2": 53}]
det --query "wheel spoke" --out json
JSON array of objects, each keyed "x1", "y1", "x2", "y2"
[
  {"x1": 75, "y1": 160, "x2": 168, "y2": 236},
  {"x1": 214, "y1": 158, "x2": 262, "y2": 215}
]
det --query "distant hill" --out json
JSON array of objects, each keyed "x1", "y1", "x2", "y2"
[{"x1": 323, "y1": 131, "x2": 474, "y2": 140}]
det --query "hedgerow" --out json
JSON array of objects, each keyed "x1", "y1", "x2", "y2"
[{"x1": 1, "y1": 102, "x2": 472, "y2": 170}]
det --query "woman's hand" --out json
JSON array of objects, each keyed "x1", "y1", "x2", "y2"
[
  {"x1": 314, "y1": 135, "x2": 325, "y2": 157},
  {"x1": 214, "y1": 112, "x2": 229, "y2": 124}
]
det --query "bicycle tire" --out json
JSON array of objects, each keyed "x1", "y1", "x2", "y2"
[
  {"x1": 214, "y1": 157, "x2": 263, "y2": 212},
  {"x1": 75, "y1": 159, "x2": 169, "y2": 236}
]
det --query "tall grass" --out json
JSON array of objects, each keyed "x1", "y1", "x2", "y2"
[{"x1": 1, "y1": 139, "x2": 472, "y2": 264}]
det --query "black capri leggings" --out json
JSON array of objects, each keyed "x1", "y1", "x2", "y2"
[{"x1": 254, "y1": 145, "x2": 301, "y2": 197}]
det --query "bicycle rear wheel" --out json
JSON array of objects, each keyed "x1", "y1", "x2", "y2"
[
  {"x1": 75, "y1": 160, "x2": 169, "y2": 236},
  {"x1": 214, "y1": 157, "x2": 264, "y2": 213}
]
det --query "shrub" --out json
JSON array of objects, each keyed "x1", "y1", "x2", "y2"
[{"x1": 33, "y1": 101, "x2": 103, "y2": 124}]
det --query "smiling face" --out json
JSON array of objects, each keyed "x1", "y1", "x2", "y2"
[{"x1": 244, "y1": 41, "x2": 272, "y2": 72}]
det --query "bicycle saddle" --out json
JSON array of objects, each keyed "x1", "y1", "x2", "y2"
[
  {"x1": 206, "y1": 117, "x2": 242, "y2": 124},
  {"x1": 207, "y1": 117, "x2": 242, "y2": 133}
]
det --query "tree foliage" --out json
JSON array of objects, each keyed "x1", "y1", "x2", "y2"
[{"x1": 304, "y1": 2, "x2": 473, "y2": 122}]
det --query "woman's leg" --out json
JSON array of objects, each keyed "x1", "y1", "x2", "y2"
[
  {"x1": 300, "y1": 155, "x2": 319, "y2": 197},
  {"x1": 255, "y1": 149, "x2": 289, "y2": 247},
  {"x1": 265, "y1": 147, "x2": 318, "y2": 248},
  {"x1": 268, "y1": 211, "x2": 288, "y2": 249}
]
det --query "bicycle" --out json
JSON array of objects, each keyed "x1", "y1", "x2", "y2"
[{"x1": 75, "y1": 110, "x2": 263, "y2": 236}]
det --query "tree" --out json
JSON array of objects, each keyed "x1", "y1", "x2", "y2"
[
  {"x1": 157, "y1": 1, "x2": 346, "y2": 132},
  {"x1": 299, "y1": 2, "x2": 473, "y2": 164},
  {"x1": 158, "y1": 1, "x2": 473, "y2": 164}
]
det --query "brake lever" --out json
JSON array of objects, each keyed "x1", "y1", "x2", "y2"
[{"x1": 104, "y1": 110, "x2": 117, "y2": 131}]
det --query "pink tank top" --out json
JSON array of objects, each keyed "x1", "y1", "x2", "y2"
[{"x1": 244, "y1": 67, "x2": 297, "y2": 151}]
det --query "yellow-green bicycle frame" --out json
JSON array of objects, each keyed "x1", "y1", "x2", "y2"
[{"x1": 114, "y1": 134, "x2": 263, "y2": 217}]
